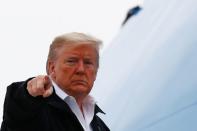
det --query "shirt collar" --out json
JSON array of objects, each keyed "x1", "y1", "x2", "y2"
[
  {"x1": 51, "y1": 80, "x2": 69, "y2": 100},
  {"x1": 51, "y1": 79, "x2": 105, "y2": 114}
]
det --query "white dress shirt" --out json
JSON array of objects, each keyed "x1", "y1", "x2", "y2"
[{"x1": 52, "y1": 80, "x2": 96, "y2": 131}]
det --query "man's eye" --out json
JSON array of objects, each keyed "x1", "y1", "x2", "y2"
[
  {"x1": 84, "y1": 60, "x2": 93, "y2": 65},
  {"x1": 67, "y1": 60, "x2": 75, "y2": 63},
  {"x1": 65, "y1": 59, "x2": 77, "y2": 65}
]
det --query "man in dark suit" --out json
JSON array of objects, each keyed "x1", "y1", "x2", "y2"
[{"x1": 0, "y1": 32, "x2": 110, "y2": 131}]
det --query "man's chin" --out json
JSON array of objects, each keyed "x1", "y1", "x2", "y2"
[{"x1": 71, "y1": 85, "x2": 90, "y2": 93}]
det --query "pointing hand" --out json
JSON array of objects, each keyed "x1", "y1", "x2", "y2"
[{"x1": 27, "y1": 75, "x2": 53, "y2": 97}]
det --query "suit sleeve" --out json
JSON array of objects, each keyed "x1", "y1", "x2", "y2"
[{"x1": 1, "y1": 78, "x2": 44, "y2": 129}]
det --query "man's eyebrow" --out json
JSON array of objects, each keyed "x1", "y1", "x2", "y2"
[
  {"x1": 66, "y1": 54, "x2": 78, "y2": 58},
  {"x1": 84, "y1": 57, "x2": 95, "y2": 61},
  {"x1": 65, "y1": 57, "x2": 78, "y2": 60}
]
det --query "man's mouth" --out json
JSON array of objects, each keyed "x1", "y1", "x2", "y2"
[{"x1": 71, "y1": 80, "x2": 87, "y2": 85}]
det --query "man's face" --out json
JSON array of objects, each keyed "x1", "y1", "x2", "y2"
[{"x1": 49, "y1": 43, "x2": 98, "y2": 98}]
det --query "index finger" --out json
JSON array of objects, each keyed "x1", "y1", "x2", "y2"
[{"x1": 43, "y1": 75, "x2": 52, "y2": 89}]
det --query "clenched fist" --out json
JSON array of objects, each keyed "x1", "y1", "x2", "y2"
[{"x1": 27, "y1": 75, "x2": 53, "y2": 97}]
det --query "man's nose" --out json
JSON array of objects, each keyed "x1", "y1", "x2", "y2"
[{"x1": 76, "y1": 60, "x2": 85, "y2": 73}]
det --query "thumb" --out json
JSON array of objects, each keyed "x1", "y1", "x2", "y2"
[{"x1": 43, "y1": 86, "x2": 53, "y2": 98}]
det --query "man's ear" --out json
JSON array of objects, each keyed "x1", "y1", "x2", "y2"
[{"x1": 47, "y1": 60, "x2": 55, "y2": 76}]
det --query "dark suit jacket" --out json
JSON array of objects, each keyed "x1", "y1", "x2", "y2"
[{"x1": 0, "y1": 79, "x2": 110, "y2": 131}]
